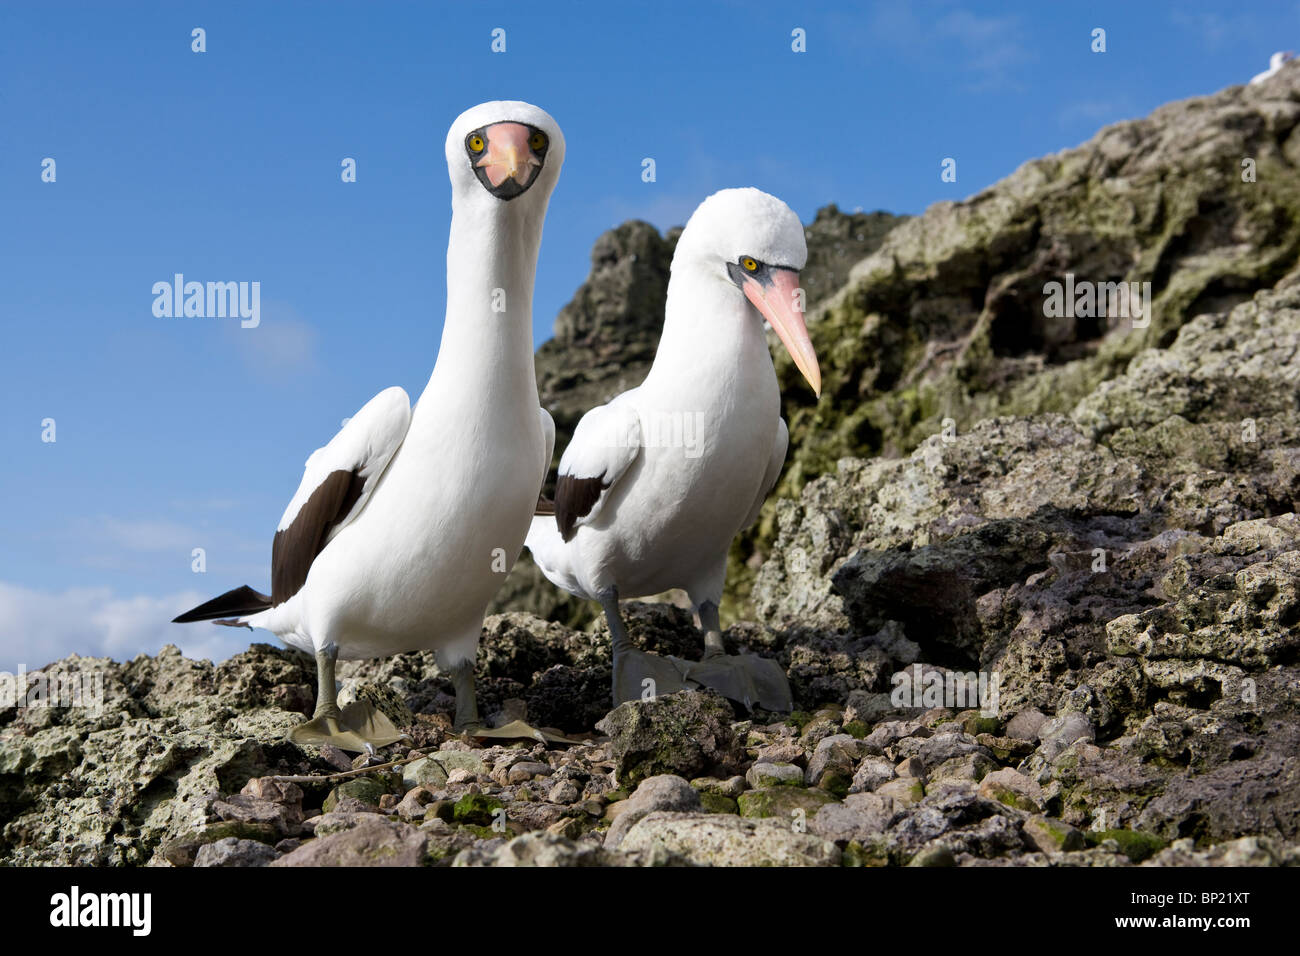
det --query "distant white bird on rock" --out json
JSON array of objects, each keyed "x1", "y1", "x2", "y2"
[
  {"x1": 174, "y1": 101, "x2": 564, "y2": 751},
  {"x1": 526, "y1": 187, "x2": 820, "y2": 712},
  {"x1": 1251, "y1": 50, "x2": 1294, "y2": 84}
]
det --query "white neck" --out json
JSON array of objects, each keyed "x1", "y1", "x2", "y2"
[
  {"x1": 645, "y1": 265, "x2": 772, "y2": 389},
  {"x1": 421, "y1": 196, "x2": 544, "y2": 411}
]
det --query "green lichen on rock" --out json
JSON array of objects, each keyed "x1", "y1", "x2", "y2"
[
  {"x1": 452, "y1": 793, "x2": 505, "y2": 827},
  {"x1": 698, "y1": 793, "x2": 740, "y2": 815},
  {"x1": 323, "y1": 777, "x2": 389, "y2": 813},
  {"x1": 738, "y1": 787, "x2": 837, "y2": 819},
  {"x1": 729, "y1": 69, "x2": 1300, "y2": 621},
  {"x1": 841, "y1": 839, "x2": 889, "y2": 867},
  {"x1": 1086, "y1": 828, "x2": 1165, "y2": 862},
  {"x1": 596, "y1": 692, "x2": 741, "y2": 789}
]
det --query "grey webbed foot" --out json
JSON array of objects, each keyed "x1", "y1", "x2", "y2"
[
  {"x1": 669, "y1": 652, "x2": 794, "y2": 712},
  {"x1": 669, "y1": 600, "x2": 793, "y2": 712},
  {"x1": 287, "y1": 646, "x2": 409, "y2": 753},
  {"x1": 613, "y1": 644, "x2": 691, "y2": 705},
  {"x1": 462, "y1": 719, "x2": 585, "y2": 745},
  {"x1": 601, "y1": 588, "x2": 689, "y2": 705},
  {"x1": 288, "y1": 701, "x2": 408, "y2": 753}
]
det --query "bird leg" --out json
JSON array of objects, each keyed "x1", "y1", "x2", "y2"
[
  {"x1": 447, "y1": 656, "x2": 581, "y2": 744},
  {"x1": 446, "y1": 657, "x2": 481, "y2": 732},
  {"x1": 671, "y1": 601, "x2": 794, "y2": 713},
  {"x1": 287, "y1": 645, "x2": 407, "y2": 753},
  {"x1": 313, "y1": 645, "x2": 343, "y2": 721},
  {"x1": 602, "y1": 588, "x2": 688, "y2": 706}
]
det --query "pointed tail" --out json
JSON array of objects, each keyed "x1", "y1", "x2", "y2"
[{"x1": 173, "y1": 585, "x2": 273, "y2": 625}]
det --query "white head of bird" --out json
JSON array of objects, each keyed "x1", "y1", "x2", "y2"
[
  {"x1": 671, "y1": 187, "x2": 821, "y2": 397},
  {"x1": 445, "y1": 100, "x2": 565, "y2": 218}
]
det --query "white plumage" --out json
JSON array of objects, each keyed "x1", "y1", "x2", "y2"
[
  {"x1": 176, "y1": 101, "x2": 564, "y2": 744},
  {"x1": 526, "y1": 188, "x2": 819, "y2": 710},
  {"x1": 274, "y1": 386, "x2": 411, "y2": 544}
]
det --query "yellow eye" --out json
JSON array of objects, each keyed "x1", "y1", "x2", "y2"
[
  {"x1": 742, "y1": 257, "x2": 759, "y2": 272},
  {"x1": 468, "y1": 134, "x2": 485, "y2": 153},
  {"x1": 529, "y1": 131, "x2": 548, "y2": 151}
]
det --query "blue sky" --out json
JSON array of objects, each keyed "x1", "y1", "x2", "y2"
[{"x1": 2, "y1": 1, "x2": 1297, "y2": 670}]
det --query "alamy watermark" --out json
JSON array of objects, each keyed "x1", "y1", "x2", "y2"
[
  {"x1": 891, "y1": 664, "x2": 1000, "y2": 717},
  {"x1": 1042, "y1": 273, "x2": 1152, "y2": 329},
  {"x1": 152, "y1": 274, "x2": 260, "y2": 328},
  {"x1": 599, "y1": 410, "x2": 707, "y2": 459},
  {"x1": 0, "y1": 664, "x2": 104, "y2": 717}
]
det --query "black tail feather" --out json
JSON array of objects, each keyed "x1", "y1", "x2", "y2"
[{"x1": 173, "y1": 585, "x2": 273, "y2": 624}]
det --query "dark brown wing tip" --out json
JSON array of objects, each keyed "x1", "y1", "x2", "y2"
[
  {"x1": 272, "y1": 468, "x2": 363, "y2": 606},
  {"x1": 554, "y1": 472, "x2": 609, "y2": 543}
]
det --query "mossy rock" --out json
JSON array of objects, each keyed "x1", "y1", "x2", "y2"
[
  {"x1": 699, "y1": 792, "x2": 740, "y2": 815},
  {"x1": 402, "y1": 757, "x2": 449, "y2": 790},
  {"x1": 197, "y1": 819, "x2": 280, "y2": 845},
  {"x1": 738, "y1": 787, "x2": 837, "y2": 819},
  {"x1": 817, "y1": 770, "x2": 853, "y2": 800},
  {"x1": 747, "y1": 762, "x2": 804, "y2": 788},
  {"x1": 457, "y1": 823, "x2": 500, "y2": 840},
  {"x1": 1024, "y1": 815, "x2": 1085, "y2": 852},
  {"x1": 160, "y1": 820, "x2": 279, "y2": 865},
  {"x1": 452, "y1": 793, "x2": 505, "y2": 827},
  {"x1": 843, "y1": 721, "x2": 869, "y2": 739},
  {"x1": 785, "y1": 711, "x2": 813, "y2": 730},
  {"x1": 985, "y1": 783, "x2": 1041, "y2": 814},
  {"x1": 841, "y1": 840, "x2": 888, "y2": 867},
  {"x1": 596, "y1": 692, "x2": 740, "y2": 788},
  {"x1": 322, "y1": 776, "x2": 389, "y2": 812},
  {"x1": 1086, "y1": 828, "x2": 1165, "y2": 862},
  {"x1": 962, "y1": 715, "x2": 1002, "y2": 737},
  {"x1": 907, "y1": 844, "x2": 957, "y2": 867}
]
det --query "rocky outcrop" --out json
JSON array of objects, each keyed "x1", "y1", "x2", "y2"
[
  {"x1": 770, "y1": 64, "x2": 1300, "y2": 515},
  {"x1": 749, "y1": 278, "x2": 1300, "y2": 856}
]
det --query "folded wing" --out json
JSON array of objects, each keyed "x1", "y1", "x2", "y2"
[
  {"x1": 271, "y1": 386, "x2": 411, "y2": 604},
  {"x1": 553, "y1": 397, "x2": 642, "y2": 542}
]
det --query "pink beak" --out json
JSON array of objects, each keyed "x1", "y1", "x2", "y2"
[
  {"x1": 742, "y1": 269, "x2": 822, "y2": 397},
  {"x1": 475, "y1": 122, "x2": 541, "y2": 189}
]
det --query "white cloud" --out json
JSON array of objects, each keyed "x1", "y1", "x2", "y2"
[
  {"x1": 222, "y1": 301, "x2": 319, "y2": 378},
  {"x1": 0, "y1": 581, "x2": 260, "y2": 672}
]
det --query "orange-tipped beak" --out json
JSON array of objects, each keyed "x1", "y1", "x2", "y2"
[
  {"x1": 475, "y1": 122, "x2": 541, "y2": 189},
  {"x1": 742, "y1": 268, "x2": 822, "y2": 397}
]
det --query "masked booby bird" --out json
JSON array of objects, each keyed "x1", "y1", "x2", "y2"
[
  {"x1": 526, "y1": 188, "x2": 819, "y2": 712},
  {"x1": 174, "y1": 101, "x2": 564, "y2": 751}
]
